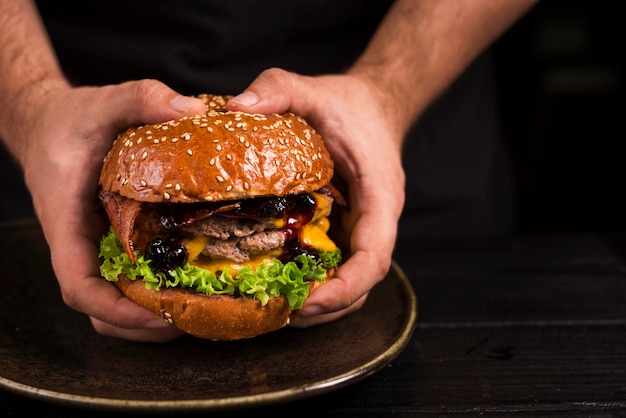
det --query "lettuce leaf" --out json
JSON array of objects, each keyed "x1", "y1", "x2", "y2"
[{"x1": 98, "y1": 227, "x2": 341, "y2": 309}]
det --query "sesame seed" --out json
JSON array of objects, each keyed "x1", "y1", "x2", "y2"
[
  {"x1": 187, "y1": 149, "x2": 193, "y2": 156},
  {"x1": 140, "y1": 180, "x2": 147, "y2": 187},
  {"x1": 165, "y1": 183, "x2": 173, "y2": 189},
  {"x1": 171, "y1": 137, "x2": 179, "y2": 143},
  {"x1": 209, "y1": 158, "x2": 215, "y2": 166},
  {"x1": 216, "y1": 144, "x2": 222, "y2": 151},
  {"x1": 216, "y1": 175, "x2": 224, "y2": 182},
  {"x1": 141, "y1": 152, "x2": 148, "y2": 160},
  {"x1": 164, "y1": 192, "x2": 171, "y2": 200},
  {"x1": 175, "y1": 183, "x2": 181, "y2": 191},
  {"x1": 226, "y1": 153, "x2": 232, "y2": 160},
  {"x1": 243, "y1": 181, "x2": 250, "y2": 190},
  {"x1": 226, "y1": 185, "x2": 233, "y2": 192}
]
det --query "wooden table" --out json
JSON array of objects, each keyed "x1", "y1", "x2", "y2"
[{"x1": 1, "y1": 221, "x2": 625, "y2": 416}]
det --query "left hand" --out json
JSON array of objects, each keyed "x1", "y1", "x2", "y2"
[{"x1": 227, "y1": 67, "x2": 406, "y2": 326}]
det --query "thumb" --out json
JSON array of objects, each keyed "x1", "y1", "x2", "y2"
[
  {"x1": 98, "y1": 79, "x2": 206, "y2": 132},
  {"x1": 226, "y1": 68, "x2": 314, "y2": 117}
]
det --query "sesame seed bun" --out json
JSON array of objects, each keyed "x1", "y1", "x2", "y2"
[
  {"x1": 99, "y1": 94, "x2": 334, "y2": 203},
  {"x1": 97, "y1": 94, "x2": 342, "y2": 341}
]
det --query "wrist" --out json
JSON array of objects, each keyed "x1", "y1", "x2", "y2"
[
  {"x1": 0, "y1": 75, "x2": 70, "y2": 167},
  {"x1": 346, "y1": 64, "x2": 424, "y2": 144}
]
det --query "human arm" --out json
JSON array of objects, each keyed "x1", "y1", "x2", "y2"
[
  {"x1": 227, "y1": 0, "x2": 538, "y2": 325},
  {"x1": 0, "y1": 0, "x2": 206, "y2": 341}
]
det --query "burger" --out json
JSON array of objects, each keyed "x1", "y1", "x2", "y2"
[{"x1": 97, "y1": 94, "x2": 344, "y2": 340}]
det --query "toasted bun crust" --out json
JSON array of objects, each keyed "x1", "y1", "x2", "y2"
[
  {"x1": 113, "y1": 271, "x2": 332, "y2": 340},
  {"x1": 114, "y1": 274, "x2": 291, "y2": 340},
  {"x1": 99, "y1": 94, "x2": 334, "y2": 203}
]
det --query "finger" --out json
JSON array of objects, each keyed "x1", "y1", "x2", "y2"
[
  {"x1": 290, "y1": 293, "x2": 368, "y2": 328},
  {"x1": 297, "y1": 186, "x2": 400, "y2": 318},
  {"x1": 225, "y1": 68, "x2": 316, "y2": 118},
  {"x1": 90, "y1": 316, "x2": 185, "y2": 342},
  {"x1": 48, "y1": 219, "x2": 166, "y2": 330},
  {"x1": 95, "y1": 79, "x2": 206, "y2": 135}
]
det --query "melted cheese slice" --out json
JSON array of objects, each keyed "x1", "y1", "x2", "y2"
[
  {"x1": 189, "y1": 250, "x2": 282, "y2": 275},
  {"x1": 301, "y1": 216, "x2": 336, "y2": 251},
  {"x1": 301, "y1": 192, "x2": 336, "y2": 251}
]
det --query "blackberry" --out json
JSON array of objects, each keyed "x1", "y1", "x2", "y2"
[{"x1": 145, "y1": 237, "x2": 188, "y2": 273}]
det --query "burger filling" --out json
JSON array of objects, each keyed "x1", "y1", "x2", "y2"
[{"x1": 99, "y1": 191, "x2": 342, "y2": 308}]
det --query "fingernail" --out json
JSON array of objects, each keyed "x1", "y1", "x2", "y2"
[
  {"x1": 170, "y1": 95, "x2": 202, "y2": 112},
  {"x1": 297, "y1": 304, "x2": 324, "y2": 317},
  {"x1": 230, "y1": 91, "x2": 259, "y2": 107},
  {"x1": 143, "y1": 318, "x2": 171, "y2": 328}
]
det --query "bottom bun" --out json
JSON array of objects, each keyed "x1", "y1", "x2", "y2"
[{"x1": 114, "y1": 275, "x2": 291, "y2": 340}]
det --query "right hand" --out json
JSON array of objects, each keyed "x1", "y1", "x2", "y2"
[{"x1": 17, "y1": 79, "x2": 206, "y2": 341}]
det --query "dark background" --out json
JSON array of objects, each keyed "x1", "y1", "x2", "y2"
[
  {"x1": 1, "y1": 1, "x2": 624, "y2": 236},
  {"x1": 494, "y1": 0, "x2": 624, "y2": 234}
]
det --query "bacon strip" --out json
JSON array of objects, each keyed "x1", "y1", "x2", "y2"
[
  {"x1": 99, "y1": 190, "x2": 143, "y2": 262},
  {"x1": 99, "y1": 190, "x2": 242, "y2": 262}
]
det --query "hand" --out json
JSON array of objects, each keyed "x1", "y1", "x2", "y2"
[
  {"x1": 227, "y1": 68, "x2": 406, "y2": 326},
  {"x1": 19, "y1": 79, "x2": 205, "y2": 341}
]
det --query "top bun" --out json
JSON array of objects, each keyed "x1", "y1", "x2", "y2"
[{"x1": 99, "y1": 94, "x2": 334, "y2": 203}]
